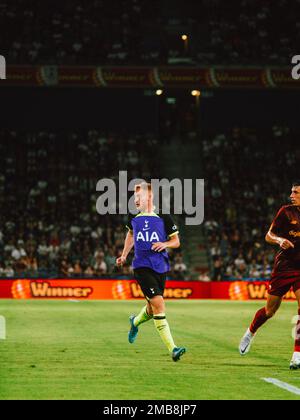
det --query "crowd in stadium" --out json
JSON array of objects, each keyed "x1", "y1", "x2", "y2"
[
  {"x1": 0, "y1": 129, "x2": 184, "y2": 279},
  {"x1": 1, "y1": 0, "x2": 297, "y2": 65},
  {"x1": 203, "y1": 125, "x2": 299, "y2": 281},
  {"x1": 0, "y1": 125, "x2": 298, "y2": 281}
]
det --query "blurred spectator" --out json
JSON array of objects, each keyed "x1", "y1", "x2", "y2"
[
  {"x1": 198, "y1": 270, "x2": 211, "y2": 282},
  {"x1": 173, "y1": 254, "x2": 188, "y2": 280},
  {"x1": 105, "y1": 248, "x2": 117, "y2": 274}
]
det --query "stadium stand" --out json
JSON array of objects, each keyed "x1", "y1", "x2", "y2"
[
  {"x1": 202, "y1": 125, "x2": 300, "y2": 280},
  {"x1": 0, "y1": 129, "x2": 185, "y2": 279},
  {"x1": 1, "y1": 0, "x2": 298, "y2": 65},
  {"x1": 3, "y1": 125, "x2": 297, "y2": 281}
]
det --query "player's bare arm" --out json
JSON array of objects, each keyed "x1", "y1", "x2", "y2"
[
  {"x1": 151, "y1": 233, "x2": 180, "y2": 252},
  {"x1": 265, "y1": 228, "x2": 294, "y2": 250},
  {"x1": 116, "y1": 230, "x2": 134, "y2": 266}
]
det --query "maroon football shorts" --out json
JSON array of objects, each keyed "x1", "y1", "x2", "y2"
[{"x1": 268, "y1": 271, "x2": 300, "y2": 297}]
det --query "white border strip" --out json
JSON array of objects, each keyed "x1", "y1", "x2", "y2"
[{"x1": 262, "y1": 378, "x2": 300, "y2": 396}]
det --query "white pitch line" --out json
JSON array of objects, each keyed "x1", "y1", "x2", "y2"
[{"x1": 262, "y1": 378, "x2": 300, "y2": 396}]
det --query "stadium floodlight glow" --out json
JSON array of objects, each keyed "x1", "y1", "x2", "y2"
[
  {"x1": 181, "y1": 34, "x2": 188, "y2": 41},
  {"x1": 191, "y1": 90, "x2": 201, "y2": 97},
  {"x1": 156, "y1": 89, "x2": 163, "y2": 96}
]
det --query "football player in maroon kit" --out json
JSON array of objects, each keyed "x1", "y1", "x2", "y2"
[{"x1": 239, "y1": 181, "x2": 300, "y2": 369}]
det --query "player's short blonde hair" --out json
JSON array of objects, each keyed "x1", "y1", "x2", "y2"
[{"x1": 134, "y1": 182, "x2": 152, "y2": 193}]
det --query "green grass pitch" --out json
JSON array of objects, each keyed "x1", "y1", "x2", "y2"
[{"x1": 0, "y1": 299, "x2": 300, "y2": 400}]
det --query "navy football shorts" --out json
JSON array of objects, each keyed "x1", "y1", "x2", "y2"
[{"x1": 133, "y1": 267, "x2": 167, "y2": 300}]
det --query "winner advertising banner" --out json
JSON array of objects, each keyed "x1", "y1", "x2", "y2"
[
  {"x1": 3, "y1": 66, "x2": 300, "y2": 89},
  {"x1": 0, "y1": 279, "x2": 296, "y2": 300}
]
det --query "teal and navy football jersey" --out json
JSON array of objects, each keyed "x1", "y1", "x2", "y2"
[{"x1": 126, "y1": 211, "x2": 179, "y2": 274}]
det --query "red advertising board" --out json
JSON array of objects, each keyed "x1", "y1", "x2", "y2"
[
  {"x1": 2, "y1": 66, "x2": 300, "y2": 89},
  {"x1": 0, "y1": 279, "x2": 296, "y2": 300},
  {"x1": 157, "y1": 67, "x2": 211, "y2": 87},
  {"x1": 212, "y1": 68, "x2": 265, "y2": 88},
  {"x1": 100, "y1": 67, "x2": 154, "y2": 87},
  {"x1": 5, "y1": 66, "x2": 40, "y2": 86}
]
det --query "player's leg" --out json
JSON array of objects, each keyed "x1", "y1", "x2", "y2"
[
  {"x1": 149, "y1": 294, "x2": 165, "y2": 313},
  {"x1": 133, "y1": 299, "x2": 153, "y2": 327},
  {"x1": 150, "y1": 295, "x2": 174, "y2": 351},
  {"x1": 251, "y1": 293, "x2": 282, "y2": 333},
  {"x1": 150, "y1": 295, "x2": 186, "y2": 362},
  {"x1": 128, "y1": 298, "x2": 153, "y2": 344},
  {"x1": 290, "y1": 286, "x2": 300, "y2": 370},
  {"x1": 146, "y1": 300, "x2": 153, "y2": 317},
  {"x1": 239, "y1": 293, "x2": 282, "y2": 355}
]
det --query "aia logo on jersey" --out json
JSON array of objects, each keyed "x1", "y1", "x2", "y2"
[{"x1": 136, "y1": 231, "x2": 160, "y2": 242}]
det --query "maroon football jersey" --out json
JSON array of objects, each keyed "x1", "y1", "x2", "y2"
[{"x1": 270, "y1": 205, "x2": 300, "y2": 274}]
